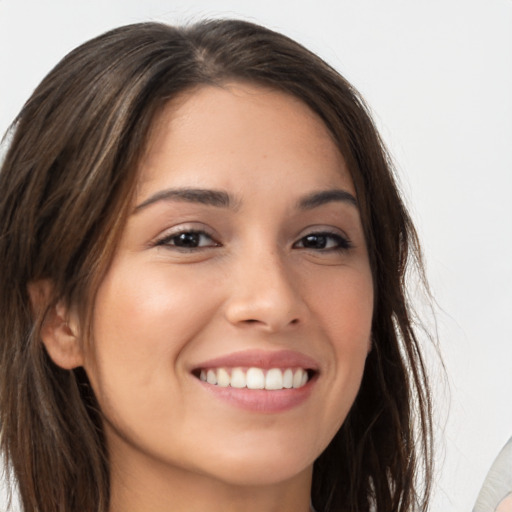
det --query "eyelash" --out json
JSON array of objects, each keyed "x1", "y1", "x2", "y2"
[
  {"x1": 154, "y1": 229, "x2": 352, "y2": 253},
  {"x1": 292, "y1": 231, "x2": 353, "y2": 252},
  {"x1": 154, "y1": 230, "x2": 219, "y2": 251}
]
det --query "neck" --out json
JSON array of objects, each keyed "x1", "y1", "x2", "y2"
[{"x1": 108, "y1": 449, "x2": 313, "y2": 512}]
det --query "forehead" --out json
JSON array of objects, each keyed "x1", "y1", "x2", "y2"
[{"x1": 137, "y1": 82, "x2": 353, "y2": 197}]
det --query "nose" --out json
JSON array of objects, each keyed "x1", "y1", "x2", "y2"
[{"x1": 223, "y1": 248, "x2": 307, "y2": 332}]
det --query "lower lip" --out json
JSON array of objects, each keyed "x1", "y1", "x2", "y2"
[{"x1": 195, "y1": 375, "x2": 316, "y2": 413}]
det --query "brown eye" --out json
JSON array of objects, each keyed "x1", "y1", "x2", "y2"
[
  {"x1": 157, "y1": 231, "x2": 219, "y2": 250},
  {"x1": 294, "y1": 232, "x2": 352, "y2": 251},
  {"x1": 173, "y1": 232, "x2": 202, "y2": 248}
]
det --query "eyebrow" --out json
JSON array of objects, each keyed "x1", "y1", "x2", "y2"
[
  {"x1": 134, "y1": 188, "x2": 235, "y2": 212},
  {"x1": 297, "y1": 189, "x2": 358, "y2": 210},
  {"x1": 133, "y1": 187, "x2": 358, "y2": 213}
]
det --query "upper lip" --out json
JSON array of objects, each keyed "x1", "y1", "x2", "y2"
[{"x1": 192, "y1": 349, "x2": 320, "y2": 371}]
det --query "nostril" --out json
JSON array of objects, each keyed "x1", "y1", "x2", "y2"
[{"x1": 242, "y1": 318, "x2": 299, "y2": 327}]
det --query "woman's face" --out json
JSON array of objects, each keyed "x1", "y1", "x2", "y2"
[{"x1": 83, "y1": 83, "x2": 373, "y2": 488}]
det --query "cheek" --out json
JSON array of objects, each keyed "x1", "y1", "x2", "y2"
[
  {"x1": 93, "y1": 262, "x2": 211, "y2": 350},
  {"x1": 84, "y1": 262, "x2": 219, "y2": 402},
  {"x1": 306, "y1": 267, "x2": 373, "y2": 436},
  {"x1": 310, "y1": 267, "x2": 374, "y2": 350}
]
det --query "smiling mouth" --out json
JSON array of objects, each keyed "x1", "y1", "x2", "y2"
[{"x1": 193, "y1": 367, "x2": 316, "y2": 391}]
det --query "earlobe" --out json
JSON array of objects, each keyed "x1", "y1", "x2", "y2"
[{"x1": 27, "y1": 280, "x2": 84, "y2": 370}]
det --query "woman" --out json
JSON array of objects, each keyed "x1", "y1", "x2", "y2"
[{"x1": 0, "y1": 20, "x2": 433, "y2": 512}]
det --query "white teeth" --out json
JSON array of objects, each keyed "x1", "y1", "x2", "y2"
[
  {"x1": 246, "y1": 368, "x2": 265, "y2": 389},
  {"x1": 217, "y1": 368, "x2": 230, "y2": 387},
  {"x1": 292, "y1": 368, "x2": 304, "y2": 388},
  {"x1": 198, "y1": 367, "x2": 311, "y2": 390},
  {"x1": 283, "y1": 369, "x2": 293, "y2": 388},
  {"x1": 231, "y1": 368, "x2": 246, "y2": 388},
  {"x1": 265, "y1": 368, "x2": 283, "y2": 390},
  {"x1": 206, "y1": 369, "x2": 217, "y2": 385}
]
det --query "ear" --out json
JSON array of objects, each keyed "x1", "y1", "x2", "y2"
[{"x1": 27, "y1": 280, "x2": 84, "y2": 370}]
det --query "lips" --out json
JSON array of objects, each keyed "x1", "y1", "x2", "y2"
[{"x1": 191, "y1": 350, "x2": 319, "y2": 412}]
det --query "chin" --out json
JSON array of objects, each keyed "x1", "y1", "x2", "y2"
[{"x1": 194, "y1": 447, "x2": 315, "y2": 487}]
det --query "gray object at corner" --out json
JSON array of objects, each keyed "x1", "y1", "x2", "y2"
[{"x1": 473, "y1": 437, "x2": 512, "y2": 512}]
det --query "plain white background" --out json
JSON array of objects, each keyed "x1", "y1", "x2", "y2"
[{"x1": 1, "y1": 1, "x2": 511, "y2": 511}]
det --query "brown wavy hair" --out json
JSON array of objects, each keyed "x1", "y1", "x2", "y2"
[{"x1": 0, "y1": 19, "x2": 433, "y2": 512}]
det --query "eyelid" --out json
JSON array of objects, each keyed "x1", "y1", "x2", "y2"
[
  {"x1": 292, "y1": 227, "x2": 353, "y2": 251},
  {"x1": 152, "y1": 224, "x2": 220, "y2": 249}
]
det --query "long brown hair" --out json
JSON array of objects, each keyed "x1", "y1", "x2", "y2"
[{"x1": 0, "y1": 20, "x2": 433, "y2": 512}]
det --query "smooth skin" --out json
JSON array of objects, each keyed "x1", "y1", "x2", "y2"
[{"x1": 41, "y1": 83, "x2": 374, "y2": 512}]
